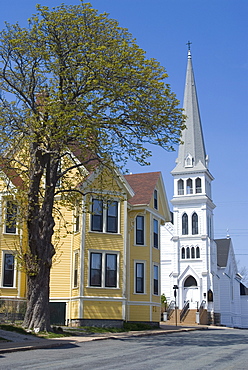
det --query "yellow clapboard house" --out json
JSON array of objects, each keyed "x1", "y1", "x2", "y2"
[
  {"x1": 0, "y1": 155, "x2": 170, "y2": 327},
  {"x1": 0, "y1": 169, "x2": 27, "y2": 307}
]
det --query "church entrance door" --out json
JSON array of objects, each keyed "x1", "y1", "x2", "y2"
[
  {"x1": 184, "y1": 287, "x2": 199, "y2": 309},
  {"x1": 183, "y1": 276, "x2": 199, "y2": 309}
]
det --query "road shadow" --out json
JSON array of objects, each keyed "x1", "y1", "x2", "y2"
[{"x1": 118, "y1": 329, "x2": 248, "y2": 348}]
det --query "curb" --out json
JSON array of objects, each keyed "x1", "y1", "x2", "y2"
[
  {"x1": 90, "y1": 327, "x2": 208, "y2": 341},
  {"x1": 0, "y1": 339, "x2": 68, "y2": 354},
  {"x1": 0, "y1": 326, "x2": 208, "y2": 354}
]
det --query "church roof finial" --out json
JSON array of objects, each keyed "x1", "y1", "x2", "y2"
[
  {"x1": 226, "y1": 228, "x2": 230, "y2": 239},
  {"x1": 187, "y1": 41, "x2": 192, "y2": 59},
  {"x1": 186, "y1": 41, "x2": 192, "y2": 50}
]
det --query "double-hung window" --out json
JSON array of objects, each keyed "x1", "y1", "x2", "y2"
[
  {"x1": 2, "y1": 253, "x2": 15, "y2": 287},
  {"x1": 153, "y1": 219, "x2": 159, "y2": 248},
  {"x1": 136, "y1": 215, "x2": 144, "y2": 245},
  {"x1": 154, "y1": 189, "x2": 158, "y2": 209},
  {"x1": 153, "y1": 265, "x2": 159, "y2": 295},
  {"x1": 5, "y1": 201, "x2": 17, "y2": 234},
  {"x1": 89, "y1": 251, "x2": 118, "y2": 288},
  {"x1": 90, "y1": 252, "x2": 102, "y2": 286},
  {"x1": 135, "y1": 262, "x2": 145, "y2": 293},
  {"x1": 74, "y1": 203, "x2": 80, "y2": 233},
  {"x1": 73, "y1": 252, "x2": 79, "y2": 288},
  {"x1": 91, "y1": 199, "x2": 103, "y2": 232},
  {"x1": 105, "y1": 254, "x2": 117, "y2": 287},
  {"x1": 107, "y1": 201, "x2": 118, "y2": 233},
  {"x1": 91, "y1": 199, "x2": 118, "y2": 233}
]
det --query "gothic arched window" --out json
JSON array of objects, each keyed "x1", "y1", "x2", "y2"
[
  {"x1": 192, "y1": 212, "x2": 198, "y2": 235},
  {"x1": 191, "y1": 247, "x2": 195, "y2": 259},
  {"x1": 186, "y1": 247, "x2": 190, "y2": 259},
  {"x1": 182, "y1": 213, "x2": 188, "y2": 235},
  {"x1": 181, "y1": 247, "x2": 185, "y2": 259},
  {"x1": 196, "y1": 246, "x2": 200, "y2": 258},
  {"x1": 178, "y1": 179, "x2": 184, "y2": 195},
  {"x1": 196, "y1": 178, "x2": 202, "y2": 193},
  {"x1": 184, "y1": 276, "x2": 197, "y2": 287},
  {"x1": 185, "y1": 154, "x2": 193, "y2": 167},
  {"x1": 186, "y1": 178, "x2": 193, "y2": 194}
]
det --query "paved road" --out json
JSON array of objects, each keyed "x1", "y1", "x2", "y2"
[{"x1": 0, "y1": 328, "x2": 248, "y2": 369}]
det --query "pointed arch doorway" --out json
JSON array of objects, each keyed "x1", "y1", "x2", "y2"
[{"x1": 183, "y1": 276, "x2": 199, "y2": 309}]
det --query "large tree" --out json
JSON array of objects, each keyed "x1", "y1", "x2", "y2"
[{"x1": 0, "y1": 2, "x2": 184, "y2": 331}]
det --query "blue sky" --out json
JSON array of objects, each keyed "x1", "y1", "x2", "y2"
[{"x1": 1, "y1": 1, "x2": 248, "y2": 269}]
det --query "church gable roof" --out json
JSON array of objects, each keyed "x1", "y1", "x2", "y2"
[{"x1": 215, "y1": 238, "x2": 231, "y2": 267}]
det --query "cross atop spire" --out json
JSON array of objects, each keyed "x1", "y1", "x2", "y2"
[{"x1": 186, "y1": 41, "x2": 192, "y2": 50}]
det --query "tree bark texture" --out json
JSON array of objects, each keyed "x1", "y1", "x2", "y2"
[
  {"x1": 23, "y1": 264, "x2": 51, "y2": 331},
  {"x1": 23, "y1": 143, "x2": 57, "y2": 331}
]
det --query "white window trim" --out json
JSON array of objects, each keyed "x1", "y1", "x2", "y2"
[
  {"x1": 134, "y1": 260, "x2": 146, "y2": 294},
  {"x1": 181, "y1": 245, "x2": 201, "y2": 260},
  {"x1": 185, "y1": 153, "x2": 193, "y2": 168},
  {"x1": 177, "y1": 179, "x2": 184, "y2": 195},
  {"x1": 182, "y1": 212, "x2": 189, "y2": 236},
  {"x1": 153, "y1": 217, "x2": 159, "y2": 249},
  {"x1": 73, "y1": 204, "x2": 81, "y2": 233},
  {"x1": 153, "y1": 263, "x2": 159, "y2": 296},
  {"x1": 195, "y1": 177, "x2": 202, "y2": 194},
  {"x1": 135, "y1": 214, "x2": 146, "y2": 246},
  {"x1": 3, "y1": 200, "x2": 18, "y2": 235},
  {"x1": 73, "y1": 250, "x2": 80, "y2": 289},
  {"x1": 154, "y1": 188, "x2": 158, "y2": 210},
  {"x1": 89, "y1": 198, "x2": 120, "y2": 234},
  {"x1": 1, "y1": 250, "x2": 17, "y2": 288},
  {"x1": 186, "y1": 178, "x2": 193, "y2": 195},
  {"x1": 191, "y1": 211, "x2": 199, "y2": 235},
  {"x1": 88, "y1": 250, "x2": 120, "y2": 289}
]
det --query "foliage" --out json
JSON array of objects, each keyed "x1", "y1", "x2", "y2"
[
  {"x1": 161, "y1": 293, "x2": 167, "y2": 311},
  {"x1": 0, "y1": 1, "x2": 184, "y2": 166},
  {"x1": 77, "y1": 322, "x2": 158, "y2": 332},
  {"x1": 237, "y1": 261, "x2": 248, "y2": 286},
  {"x1": 38, "y1": 329, "x2": 73, "y2": 338},
  {"x1": 30, "y1": 323, "x2": 158, "y2": 338},
  {"x1": 123, "y1": 322, "x2": 158, "y2": 331},
  {"x1": 0, "y1": 1, "x2": 184, "y2": 331},
  {"x1": 78, "y1": 326, "x2": 124, "y2": 334}
]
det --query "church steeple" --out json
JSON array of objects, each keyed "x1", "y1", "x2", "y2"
[
  {"x1": 172, "y1": 49, "x2": 207, "y2": 173},
  {"x1": 161, "y1": 46, "x2": 217, "y2": 319}
]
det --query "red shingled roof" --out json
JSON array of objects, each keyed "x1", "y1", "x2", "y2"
[
  {"x1": 124, "y1": 172, "x2": 161, "y2": 206},
  {"x1": 0, "y1": 159, "x2": 25, "y2": 190}
]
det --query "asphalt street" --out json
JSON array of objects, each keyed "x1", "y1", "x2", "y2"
[{"x1": 0, "y1": 327, "x2": 248, "y2": 369}]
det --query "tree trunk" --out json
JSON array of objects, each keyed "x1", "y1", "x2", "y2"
[
  {"x1": 22, "y1": 143, "x2": 57, "y2": 332},
  {"x1": 23, "y1": 263, "x2": 51, "y2": 331}
]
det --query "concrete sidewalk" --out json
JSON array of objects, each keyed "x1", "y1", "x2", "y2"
[{"x1": 0, "y1": 323, "x2": 209, "y2": 354}]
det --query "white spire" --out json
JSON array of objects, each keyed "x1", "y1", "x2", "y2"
[{"x1": 172, "y1": 48, "x2": 207, "y2": 173}]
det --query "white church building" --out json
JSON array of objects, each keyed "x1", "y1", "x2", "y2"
[{"x1": 161, "y1": 49, "x2": 248, "y2": 328}]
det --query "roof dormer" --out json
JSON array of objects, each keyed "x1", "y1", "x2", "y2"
[{"x1": 185, "y1": 153, "x2": 194, "y2": 168}]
